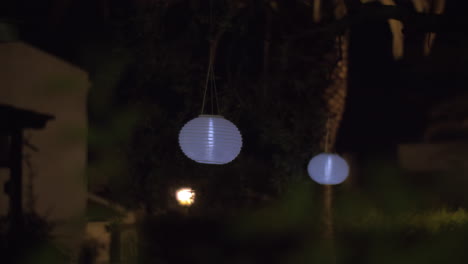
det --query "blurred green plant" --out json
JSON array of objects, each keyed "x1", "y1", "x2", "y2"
[
  {"x1": 0, "y1": 21, "x2": 19, "y2": 42},
  {"x1": 0, "y1": 212, "x2": 66, "y2": 264}
]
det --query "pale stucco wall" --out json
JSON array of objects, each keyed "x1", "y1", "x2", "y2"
[{"x1": 0, "y1": 42, "x2": 89, "y2": 256}]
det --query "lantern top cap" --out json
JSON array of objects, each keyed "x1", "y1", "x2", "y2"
[{"x1": 198, "y1": 114, "x2": 225, "y2": 118}]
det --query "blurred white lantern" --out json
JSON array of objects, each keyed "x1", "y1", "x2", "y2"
[
  {"x1": 307, "y1": 153, "x2": 349, "y2": 185},
  {"x1": 178, "y1": 115, "x2": 242, "y2": 164},
  {"x1": 176, "y1": 188, "x2": 195, "y2": 206}
]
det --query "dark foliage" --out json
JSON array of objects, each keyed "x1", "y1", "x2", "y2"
[
  {"x1": 0, "y1": 212, "x2": 54, "y2": 262},
  {"x1": 75, "y1": 1, "x2": 339, "y2": 211}
]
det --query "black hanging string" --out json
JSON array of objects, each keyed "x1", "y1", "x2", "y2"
[
  {"x1": 200, "y1": 0, "x2": 220, "y2": 115},
  {"x1": 211, "y1": 64, "x2": 214, "y2": 114},
  {"x1": 212, "y1": 64, "x2": 220, "y2": 114}
]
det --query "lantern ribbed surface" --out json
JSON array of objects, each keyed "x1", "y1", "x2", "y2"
[
  {"x1": 307, "y1": 153, "x2": 349, "y2": 185},
  {"x1": 179, "y1": 115, "x2": 242, "y2": 164}
]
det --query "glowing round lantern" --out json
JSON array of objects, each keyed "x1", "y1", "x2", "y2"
[
  {"x1": 179, "y1": 115, "x2": 242, "y2": 164},
  {"x1": 307, "y1": 153, "x2": 349, "y2": 185},
  {"x1": 176, "y1": 188, "x2": 195, "y2": 206}
]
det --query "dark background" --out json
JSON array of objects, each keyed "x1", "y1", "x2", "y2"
[
  {"x1": 2, "y1": 1, "x2": 468, "y2": 263},
  {"x1": 2, "y1": 1, "x2": 467, "y2": 151}
]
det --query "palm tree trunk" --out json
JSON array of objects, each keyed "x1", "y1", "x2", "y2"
[{"x1": 320, "y1": 1, "x2": 348, "y2": 263}]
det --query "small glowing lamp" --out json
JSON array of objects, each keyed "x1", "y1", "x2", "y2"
[
  {"x1": 178, "y1": 115, "x2": 242, "y2": 164},
  {"x1": 176, "y1": 188, "x2": 195, "y2": 206},
  {"x1": 307, "y1": 153, "x2": 349, "y2": 185}
]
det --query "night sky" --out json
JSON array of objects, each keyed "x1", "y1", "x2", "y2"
[{"x1": 3, "y1": 1, "x2": 467, "y2": 153}]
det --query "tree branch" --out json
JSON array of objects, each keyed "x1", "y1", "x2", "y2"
[
  {"x1": 288, "y1": 4, "x2": 462, "y2": 40},
  {"x1": 208, "y1": 1, "x2": 246, "y2": 66},
  {"x1": 262, "y1": 4, "x2": 273, "y2": 99}
]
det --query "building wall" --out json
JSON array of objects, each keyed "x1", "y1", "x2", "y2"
[
  {"x1": 85, "y1": 222, "x2": 111, "y2": 264},
  {"x1": 0, "y1": 42, "x2": 90, "y2": 256}
]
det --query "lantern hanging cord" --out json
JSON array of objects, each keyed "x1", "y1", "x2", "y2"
[
  {"x1": 209, "y1": 0, "x2": 214, "y2": 115},
  {"x1": 211, "y1": 65, "x2": 214, "y2": 114},
  {"x1": 201, "y1": 0, "x2": 220, "y2": 115},
  {"x1": 324, "y1": 116, "x2": 330, "y2": 153},
  {"x1": 200, "y1": 59, "x2": 212, "y2": 115},
  {"x1": 211, "y1": 64, "x2": 221, "y2": 114}
]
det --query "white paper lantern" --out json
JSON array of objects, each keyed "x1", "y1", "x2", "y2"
[
  {"x1": 179, "y1": 115, "x2": 242, "y2": 164},
  {"x1": 307, "y1": 153, "x2": 349, "y2": 185}
]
